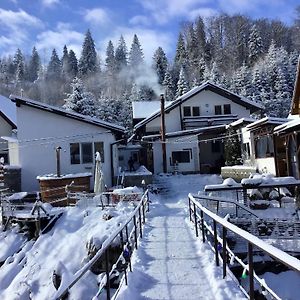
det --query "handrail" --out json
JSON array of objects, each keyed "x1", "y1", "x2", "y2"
[
  {"x1": 52, "y1": 189, "x2": 149, "y2": 300},
  {"x1": 193, "y1": 194, "x2": 259, "y2": 218},
  {"x1": 188, "y1": 193, "x2": 300, "y2": 300}
]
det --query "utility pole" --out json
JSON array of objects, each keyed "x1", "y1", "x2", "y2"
[{"x1": 160, "y1": 94, "x2": 167, "y2": 173}]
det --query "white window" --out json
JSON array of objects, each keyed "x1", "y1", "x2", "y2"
[{"x1": 70, "y1": 142, "x2": 104, "y2": 164}]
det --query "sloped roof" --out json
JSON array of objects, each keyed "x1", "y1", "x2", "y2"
[
  {"x1": 134, "y1": 81, "x2": 263, "y2": 130},
  {"x1": 246, "y1": 116, "x2": 288, "y2": 130},
  {"x1": 0, "y1": 95, "x2": 17, "y2": 128},
  {"x1": 274, "y1": 117, "x2": 300, "y2": 134},
  {"x1": 10, "y1": 95, "x2": 125, "y2": 134}
]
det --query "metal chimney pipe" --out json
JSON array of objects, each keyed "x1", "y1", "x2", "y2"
[
  {"x1": 56, "y1": 146, "x2": 62, "y2": 177},
  {"x1": 160, "y1": 94, "x2": 167, "y2": 173}
]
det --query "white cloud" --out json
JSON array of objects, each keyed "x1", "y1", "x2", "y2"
[
  {"x1": 41, "y1": 0, "x2": 60, "y2": 7},
  {"x1": 129, "y1": 15, "x2": 151, "y2": 26},
  {"x1": 83, "y1": 8, "x2": 110, "y2": 26},
  {"x1": 138, "y1": 0, "x2": 210, "y2": 24},
  {"x1": 36, "y1": 24, "x2": 84, "y2": 58},
  {"x1": 189, "y1": 8, "x2": 217, "y2": 19},
  {"x1": 0, "y1": 9, "x2": 43, "y2": 54}
]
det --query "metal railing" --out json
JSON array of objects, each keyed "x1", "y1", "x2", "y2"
[
  {"x1": 52, "y1": 189, "x2": 150, "y2": 300},
  {"x1": 188, "y1": 193, "x2": 300, "y2": 300}
]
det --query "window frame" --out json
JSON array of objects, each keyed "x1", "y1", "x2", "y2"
[
  {"x1": 171, "y1": 150, "x2": 191, "y2": 164},
  {"x1": 183, "y1": 106, "x2": 191, "y2": 117},
  {"x1": 70, "y1": 141, "x2": 104, "y2": 165},
  {"x1": 192, "y1": 106, "x2": 200, "y2": 116},
  {"x1": 214, "y1": 105, "x2": 222, "y2": 115},
  {"x1": 223, "y1": 104, "x2": 231, "y2": 114}
]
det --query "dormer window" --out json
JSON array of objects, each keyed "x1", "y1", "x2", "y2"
[{"x1": 183, "y1": 106, "x2": 191, "y2": 117}]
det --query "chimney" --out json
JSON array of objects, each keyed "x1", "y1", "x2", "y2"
[
  {"x1": 56, "y1": 146, "x2": 62, "y2": 177},
  {"x1": 160, "y1": 94, "x2": 167, "y2": 173}
]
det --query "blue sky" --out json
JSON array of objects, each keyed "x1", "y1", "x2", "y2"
[{"x1": 0, "y1": 0, "x2": 299, "y2": 63}]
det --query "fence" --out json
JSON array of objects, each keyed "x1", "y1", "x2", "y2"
[
  {"x1": 52, "y1": 189, "x2": 150, "y2": 300},
  {"x1": 188, "y1": 193, "x2": 300, "y2": 300}
]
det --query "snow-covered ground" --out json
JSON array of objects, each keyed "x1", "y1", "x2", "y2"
[{"x1": 1, "y1": 173, "x2": 300, "y2": 299}]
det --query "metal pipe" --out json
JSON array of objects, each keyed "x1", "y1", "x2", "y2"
[
  {"x1": 56, "y1": 146, "x2": 62, "y2": 177},
  {"x1": 160, "y1": 94, "x2": 167, "y2": 173}
]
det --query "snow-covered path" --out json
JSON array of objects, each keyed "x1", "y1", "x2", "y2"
[{"x1": 117, "y1": 175, "x2": 245, "y2": 300}]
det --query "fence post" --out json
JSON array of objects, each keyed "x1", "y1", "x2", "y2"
[
  {"x1": 133, "y1": 215, "x2": 138, "y2": 249},
  {"x1": 222, "y1": 226, "x2": 227, "y2": 278},
  {"x1": 142, "y1": 198, "x2": 146, "y2": 224},
  {"x1": 147, "y1": 190, "x2": 150, "y2": 212},
  {"x1": 138, "y1": 207, "x2": 143, "y2": 238},
  {"x1": 248, "y1": 242, "x2": 254, "y2": 300},
  {"x1": 193, "y1": 202, "x2": 198, "y2": 237},
  {"x1": 188, "y1": 197, "x2": 192, "y2": 221},
  {"x1": 105, "y1": 248, "x2": 111, "y2": 300},
  {"x1": 125, "y1": 225, "x2": 132, "y2": 272},
  {"x1": 213, "y1": 220, "x2": 219, "y2": 266},
  {"x1": 200, "y1": 210, "x2": 205, "y2": 243}
]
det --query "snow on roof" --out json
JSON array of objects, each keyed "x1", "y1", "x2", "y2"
[
  {"x1": 0, "y1": 95, "x2": 17, "y2": 128},
  {"x1": 246, "y1": 116, "x2": 289, "y2": 130},
  {"x1": 134, "y1": 81, "x2": 263, "y2": 130},
  {"x1": 142, "y1": 124, "x2": 226, "y2": 140},
  {"x1": 1, "y1": 136, "x2": 18, "y2": 143},
  {"x1": 274, "y1": 117, "x2": 300, "y2": 134},
  {"x1": 227, "y1": 117, "x2": 256, "y2": 128},
  {"x1": 10, "y1": 95, "x2": 125, "y2": 134},
  {"x1": 132, "y1": 101, "x2": 171, "y2": 119}
]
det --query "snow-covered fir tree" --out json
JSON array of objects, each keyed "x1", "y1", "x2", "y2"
[
  {"x1": 27, "y1": 47, "x2": 41, "y2": 82},
  {"x1": 128, "y1": 34, "x2": 144, "y2": 69},
  {"x1": 46, "y1": 49, "x2": 62, "y2": 81},
  {"x1": 67, "y1": 50, "x2": 78, "y2": 78},
  {"x1": 115, "y1": 35, "x2": 128, "y2": 72},
  {"x1": 248, "y1": 25, "x2": 263, "y2": 65},
  {"x1": 78, "y1": 30, "x2": 99, "y2": 77},
  {"x1": 63, "y1": 77, "x2": 96, "y2": 116},
  {"x1": 176, "y1": 68, "x2": 189, "y2": 98},
  {"x1": 163, "y1": 68, "x2": 175, "y2": 101},
  {"x1": 152, "y1": 47, "x2": 168, "y2": 85}
]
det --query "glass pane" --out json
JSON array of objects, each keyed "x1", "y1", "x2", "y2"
[
  {"x1": 172, "y1": 151, "x2": 190, "y2": 163},
  {"x1": 94, "y1": 142, "x2": 104, "y2": 162},
  {"x1": 183, "y1": 106, "x2": 191, "y2": 117},
  {"x1": 70, "y1": 143, "x2": 80, "y2": 164},
  {"x1": 81, "y1": 143, "x2": 93, "y2": 164},
  {"x1": 192, "y1": 107, "x2": 200, "y2": 116},
  {"x1": 215, "y1": 105, "x2": 222, "y2": 115},
  {"x1": 224, "y1": 104, "x2": 231, "y2": 114}
]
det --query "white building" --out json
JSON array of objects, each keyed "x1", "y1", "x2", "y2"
[
  {"x1": 0, "y1": 95, "x2": 17, "y2": 163},
  {"x1": 133, "y1": 81, "x2": 262, "y2": 174},
  {"x1": 9, "y1": 95, "x2": 125, "y2": 191}
]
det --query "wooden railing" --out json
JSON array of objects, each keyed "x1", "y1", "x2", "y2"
[
  {"x1": 52, "y1": 189, "x2": 150, "y2": 300},
  {"x1": 188, "y1": 193, "x2": 300, "y2": 300}
]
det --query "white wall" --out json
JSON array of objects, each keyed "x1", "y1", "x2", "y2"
[
  {"x1": 16, "y1": 105, "x2": 117, "y2": 191},
  {"x1": 8, "y1": 141, "x2": 19, "y2": 165},
  {"x1": 153, "y1": 136, "x2": 199, "y2": 174},
  {"x1": 145, "y1": 90, "x2": 251, "y2": 134},
  {"x1": 255, "y1": 158, "x2": 276, "y2": 175}
]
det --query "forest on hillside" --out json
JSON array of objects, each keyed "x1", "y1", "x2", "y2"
[{"x1": 0, "y1": 9, "x2": 300, "y2": 129}]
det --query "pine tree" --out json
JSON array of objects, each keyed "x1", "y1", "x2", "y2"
[
  {"x1": 194, "y1": 17, "x2": 206, "y2": 59},
  {"x1": 13, "y1": 49, "x2": 25, "y2": 83},
  {"x1": 232, "y1": 64, "x2": 251, "y2": 97},
  {"x1": 248, "y1": 25, "x2": 263, "y2": 64},
  {"x1": 209, "y1": 62, "x2": 221, "y2": 84},
  {"x1": 63, "y1": 77, "x2": 96, "y2": 116},
  {"x1": 128, "y1": 34, "x2": 144, "y2": 69},
  {"x1": 67, "y1": 50, "x2": 78, "y2": 78},
  {"x1": 115, "y1": 35, "x2": 128, "y2": 72},
  {"x1": 152, "y1": 47, "x2": 168, "y2": 85},
  {"x1": 163, "y1": 69, "x2": 175, "y2": 101},
  {"x1": 28, "y1": 47, "x2": 41, "y2": 82},
  {"x1": 176, "y1": 68, "x2": 189, "y2": 98},
  {"x1": 46, "y1": 49, "x2": 62, "y2": 80},
  {"x1": 78, "y1": 29, "x2": 99, "y2": 77},
  {"x1": 105, "y1": 40, "x2": 115, "y2": 75},
  {"x1": 224, "y1": 126, "x2": 242, "y2": 166},
  {"x1": 62, "y1": 45, "x2": 69, "y2": 76}
]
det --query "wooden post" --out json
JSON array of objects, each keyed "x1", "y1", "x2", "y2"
[
  {"x1": 56, "y1": 146, "x2": 62, "y2": 177},
  {"x1": 248, "y1": 242, "x2": 254, "y2": 300},
  {"x1": 200, "y1": 210, "x2": 205, "y2": 243},
  {"x1": 125, "y1": 225, "x2": 132, "y2": 272},
  {"x1": 105, "y1": 249, "x2": 111, "y2": 300},
  {"x1": 160, "y1": 94, "x2": 167, "y2": 173},
  {"x1": 188, "y1": 198, "x2": 192, "y2": 221},
  {"x1": 138, "y1": 207, "x2": 143, "y2": 238},
  {"x1": 133, "y1": 215, "x2": 138, "y2": 249},
  {"x1": 213, "y1": 220, "x2": 219, "y2": 266},
  {"x1": 222, "y1": 227, "x2": 227, "y2": 278},
  {"x1": 193, "y1": 202, "x2": 198, "y2": 237}
]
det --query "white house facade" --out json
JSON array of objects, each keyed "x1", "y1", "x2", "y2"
[
  {"x1": 133, "y1": 81, "x2": 262, "y2": 174},
  {"x1": 10, "y1": 95, "x2": 125, "y2": 192}
]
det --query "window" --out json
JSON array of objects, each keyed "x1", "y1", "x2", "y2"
[
  {"x1": 215, "y1": 105, "x2": 222, "y2": 115},
  {"x1": 192, "y1": 106, "x2": 200, "y2": 116},
  {"x1": 81, "y1": 143, "x2": 93, "y2": 163},
  {"x1": 172, "y1": 150, "x2": 190, "y2": 163},
  {"x1": 94, "y1": 142, "x2": 104, "y2": 163},
  {"x1": 70, "y1": 141, "x2": 104, "y2": 164},
  {"x1": 224, "y1": 104, "x2": 231, "y2": 114},
  {"x1": 212, "y1": 141, "x2": 221, "y2": 153},
  {"x1": 70, "y1": 143, "x2": 80, "y2": 164},
  {"x1": 183, "y1": 106, "x2": 191, "y2": 117}
]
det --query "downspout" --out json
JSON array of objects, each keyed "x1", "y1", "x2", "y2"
[{"x1": 160, "y1": 94, "x2": 167, "y2": 173}]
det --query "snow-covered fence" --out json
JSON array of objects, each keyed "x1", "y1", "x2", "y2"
[
  {"x1": 188, "y1": 193, "x2": 300, "y2": 300},
  {"x1": 51, "y1": 189, "x2": 150, "y2": 300}
]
